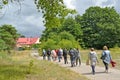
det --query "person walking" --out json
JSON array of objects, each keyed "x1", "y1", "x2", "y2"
[
  {"x1": 58, "y1": 48, "x2": 63, "y2": 62},
  {"x1": 63, "y1": 48, "x2": 68, "y2": 64},
  {"x1": 75, "y1": 48, "x2": 81, "y2": 66},
  {"x1": 69, "y1": 48, "x2": 76, "y2": 67},
  {"x1": 51, "y1": 49, "x2": 57, "y2": 61},
  {"x1": 42, "y1": 49, "x2": 47, "y2": 60},
  {"x1": 47, "y1": 48, "x2": 51, "y2": 61},
  {"x1": 88, "y1": 48, "x2": 99, "y2": 75},
  {"x1": 101, "y1": 46, "x2": 112, "y2": 73}
]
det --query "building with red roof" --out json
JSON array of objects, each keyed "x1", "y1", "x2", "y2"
[{"x1": 16, "y1": 37, "x2": 40, "y2": 48}]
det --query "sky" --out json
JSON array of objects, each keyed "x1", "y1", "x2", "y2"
[{"x1": 0, "y1": 0, "x2": 120, "y2": 37}]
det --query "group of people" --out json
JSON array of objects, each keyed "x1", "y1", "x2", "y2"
[
  {"x1": 42, "y1": 48, "x2": 81, "y2": 67},
  {"x1": 42, "y1": 45, "x2": 113, "y2": 75},
  {"x1": 88, "y1": 46, "x2": 112, "y2": 75}
]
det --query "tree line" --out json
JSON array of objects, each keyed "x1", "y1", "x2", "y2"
[
  {"x1": 40, "y1": 6, "x2": 120, "y2": 49},
  {"x1": 1, "y1": 0, "x2": 120, "y2": 49}
]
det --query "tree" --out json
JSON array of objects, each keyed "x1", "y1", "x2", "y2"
[
  {"x1": 0, "y1": 39, "x2": 7, "y2": 50},
  {"x1": 0, "y1": 24, "x2": 20, "y2": 50},
  {"x1": 34, "y1": 0, "x2": 76, "y2": 28},
  {"x1": 61, "y1": 17, "x2": 83, "y2": 47},
  {"x1": 59, "y1": 31, "x2": 75, "y2": 41},
  {"x1": 0, "y1": 0, "x2": 76, "y2": 28},
  {"x1": 80, "y1": 6, "x2": 120, "y2": 49},
  {"x1": 61, "y1": 17, "x2": 83, "y2": 40},
  {"x1": 40, "y1": 39, "x2": 59, "y2": 50},
  {"x1": 40, "y1": 31, "x2": 80, "y2": 49}
]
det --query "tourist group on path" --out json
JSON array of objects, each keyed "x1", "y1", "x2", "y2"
[
  {"x1": 42, "y1": 46, "x2": 116, "y2": 75},
  {"x1": 42, "y1": 47, "x2": 81, "y2": 67}
]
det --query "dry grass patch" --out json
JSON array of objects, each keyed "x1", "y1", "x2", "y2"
[{"x1": 0, "y1": 50, "x2": 89, "y2": 80}]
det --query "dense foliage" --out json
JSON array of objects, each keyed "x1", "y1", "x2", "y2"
[
  {"x1": 0, "y1": 24, "x2": 20, "y2": 50},
  {"x1": 40, "y1": 31, "x2": 80, "y2": 50},
  {"x1": 41, "y1": 6, "x2": 120, "y2": 49},
  {"x1": 79, "y1": 7, "x2": 120, "y2": 49},
  {"x1": 1, "y1": 1, "x2": 120, "y2": 49}
]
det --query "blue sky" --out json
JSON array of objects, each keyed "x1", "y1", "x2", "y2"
[{"x1": 0, "y1": 0, "x2": 120, "y2": 37}]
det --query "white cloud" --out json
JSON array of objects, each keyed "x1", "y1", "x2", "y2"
[
  {"x1": 0, "y1": 0, "x2": 45, "y2": 37},
  {"x1": 25, "y1": 15, "x2": 43, "y2": 27},
  {"x1": 64, "y1": 0, "x2": 76, "y2": 9},
  {"x1": 92, "y1": 0, "x2": 107, "y2": 6},
  {"x1": 0, "y1": 0, "x2": 120, "y2": 37},
  {"x1": 92, "y1": 0, "x2": 117, "y2": 7}
]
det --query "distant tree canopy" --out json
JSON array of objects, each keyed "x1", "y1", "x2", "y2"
[
  {"x1": 79, "y1": 6, "x2": 120, "y2": 49},
  {"x1": 40, "y1": 16, "x2": 82, "y2": 49},
  {"x1": 40, "y1": 31, "x2": 80, "y2": 50},
  {"x1": 0, "y1": 24, "x2": 20, "y2": 50},
  {"x1": 41, "y1": 6, "x2": 120, "y2": 49}
]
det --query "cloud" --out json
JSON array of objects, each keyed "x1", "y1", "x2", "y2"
[
  {"x1": 25, "y1": 15, "x2": 43, "y2": 27},
  {"x1": 64, "y1": 0, "x2": 76, "y2": 9},
  {"x1": 114, "y1": 0, "x2": 120, "y2": 13},
  {"x1": 0, "y1": 0, "x2": 44, "y2": 37},
  {"x1": 65, "y1": 0, "x2": 120, "y2": 15},
  {"x1": 72, "y1": 0, "x2": 94, "y2": 15},
  {"x1": 92, "y1": 0, "x2": 117, "y2": 7},
  {"x1": 0, "y1": 0, "x2": 120, "y2": 37}
]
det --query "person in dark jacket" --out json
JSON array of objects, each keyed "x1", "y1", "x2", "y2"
[
  {"x1": 63, "y1": 48, "x2": 68, "y2": 64},
  {"x1": 47, "y1": 48, "x2": 51, "y2": 61}
]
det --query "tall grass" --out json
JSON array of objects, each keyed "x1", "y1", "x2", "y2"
[
  {"x1": 0, "y1": 51, "x2": 12, "y2": 65},
  {"x1": 0, "y1": 50, "x2": 89, "y2": 80}
]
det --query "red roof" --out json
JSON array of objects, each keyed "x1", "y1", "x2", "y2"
[{"x1": 17, "y1": 37, "x2": 39, "y2": 45}]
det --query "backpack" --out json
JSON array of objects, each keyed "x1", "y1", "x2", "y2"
[
  {"x1": 69, "y1": 49, "x2": 74, "y2": 56},
  {"x1": 100, "y1": 52, "x2": 106, "y2": 60},
  {"x1": 58, "y1": 49, "x2": 63, "y2": 56}
]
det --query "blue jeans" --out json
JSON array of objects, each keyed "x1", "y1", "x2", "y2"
[
  {"x1": 47, "y1": 56, "x2": 51, "y2": 61},
  {"x1": 91, "y1": 65, "x2": 95, "y2": 74},
  {"x1": 58, "y1": 56, "x2": 62, "y2": 62}
]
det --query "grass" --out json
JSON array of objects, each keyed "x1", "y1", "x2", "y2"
[
  {"x1": 0, "y1": 50, "x2": 89, "y2": 80},
  {"x1": 0, "y1": 64, "x2": 27, "y2": 80},
  {"x1": 1, "y1": 48, "x2": 120, "y2": 80}
]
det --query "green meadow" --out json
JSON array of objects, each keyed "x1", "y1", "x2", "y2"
[
  {"x1": 0, "y1": 48, "x2": 120, "y2": 80},
  {"x1": 0, "y1": 50, "x2": 89, "y2": 80}
]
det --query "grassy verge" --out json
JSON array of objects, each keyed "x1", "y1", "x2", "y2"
[{"x1": 0, "y1": 50, "x2": 89, "y2": 80}]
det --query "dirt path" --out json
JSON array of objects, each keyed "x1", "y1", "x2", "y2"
[
  {"x1": 31, "y1": 53, "x2": 120, "y2": 80},
  {"x1": 55, "y1": 60, "x2": 120, "y2": 80}
]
